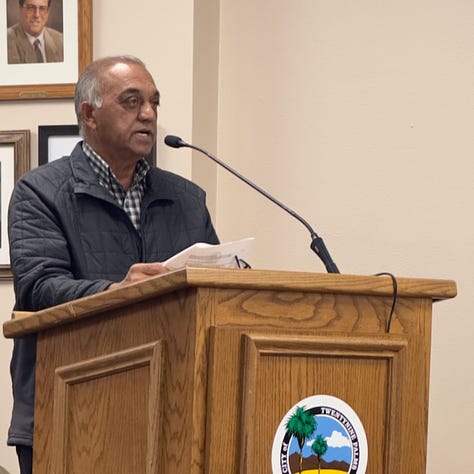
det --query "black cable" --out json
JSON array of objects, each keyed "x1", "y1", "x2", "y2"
[
  {"x1": 375, "y1": 272, "x2": 398, "y2": 333},
  {"x1": 234, "y1": 255, "x2": 252, "y2": 269}
]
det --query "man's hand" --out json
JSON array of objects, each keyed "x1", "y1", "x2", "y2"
[{"x1": 108, "y1": 262, "x2": 170, "y2": 290}]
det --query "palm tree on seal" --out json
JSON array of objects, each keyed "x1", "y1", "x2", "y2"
[
  {"x1": 311, "y1": 434, "x2": 328, "y2": 474},
  {"x1": 285, "y1": 406, "x2": 316, "y2": 474}
]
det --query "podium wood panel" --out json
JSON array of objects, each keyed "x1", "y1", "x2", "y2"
[
  {"x1": 51, "y1": 341, "x2": 164, "y2": 473},
  {"x1": 2, "y1": 268, "x2": 456, "y2": 474},
  {"x1": 239, "y1": 333, "x2": 407, "y2": 473},
  {"x1": 33, "y1": 290, "x2": 201, "y2": 473}
]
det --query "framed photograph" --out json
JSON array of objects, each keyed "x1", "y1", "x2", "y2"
[
  {"x1": 38, "y1": 125, "x2": 157, "y2": 166},
  {"x1": 0, "y1": 0, "x2": 92, "y2": 101},
  {"x1": 0, "y1": 130, "x2": 30, "y2": 280}
]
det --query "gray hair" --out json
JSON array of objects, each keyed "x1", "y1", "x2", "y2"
[{"x1": 74, "y1": 55, "x2": 148, "y2": 136}]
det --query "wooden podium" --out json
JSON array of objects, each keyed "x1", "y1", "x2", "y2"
[{"x1": 3, "y1": 268, "x2": 456, "y2": 473}]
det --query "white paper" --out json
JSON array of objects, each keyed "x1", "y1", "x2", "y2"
[{"x1": 164, "y1": 237, "x2": 254, "y2": 270}]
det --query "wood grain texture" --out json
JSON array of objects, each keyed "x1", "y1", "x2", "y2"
[
  {"x1": 5, "y1": 269, "x2": 454, "y2": 473},
  {"x1": 33, "y1": 289, "x2": 200, "y2": 473},
  {"x1": 240, "y1": 333, "x2": 407, "y2": 473},
  {"x1": 51, "y1": 342, "x2": 164, "y2": 473},
  {"x1": 3, "y1": 267, "x2": 456, "y2": 338},
  {"x1": 204, "y1": 290, "x2": 427, "y2": 473}
]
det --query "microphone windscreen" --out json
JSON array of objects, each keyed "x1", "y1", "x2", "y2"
[{"x1": 164, "y1": 135, "x2": 185, "y2": 148}]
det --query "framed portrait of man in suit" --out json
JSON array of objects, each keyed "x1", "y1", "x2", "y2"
[{"x1": 0, "y1": 0, "x2": 92, "y2": 100}]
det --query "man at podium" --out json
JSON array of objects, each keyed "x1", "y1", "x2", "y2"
[{"x1": 6, "y1": 55, "x2": 219, "y2": 474}]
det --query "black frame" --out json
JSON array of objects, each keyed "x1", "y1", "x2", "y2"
[{"x1": 38, "y1": 125, "x2": 80, "y2": 165}]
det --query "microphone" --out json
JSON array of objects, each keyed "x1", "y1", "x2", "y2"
[{"x1": 164, "y1": 135, "x2": 340, "y2": 273}]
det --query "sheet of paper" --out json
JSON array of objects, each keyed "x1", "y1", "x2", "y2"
[{"x1": 164, "y1": 237, "x2": 254, "y2": 270}]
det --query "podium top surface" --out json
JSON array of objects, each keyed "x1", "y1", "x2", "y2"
[{"x1": 3, "y1": 267, "x2": 456, "y2": 338}]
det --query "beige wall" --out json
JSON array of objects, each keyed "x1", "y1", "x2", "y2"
[
  {"x1": 216, "y1": 1, "x2": 473, "y2": 473},
  {"x1": 1, "y1": 0, "x2": 472, "y2": 472}
]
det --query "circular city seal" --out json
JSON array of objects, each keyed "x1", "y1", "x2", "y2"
[{"x1": 271, "y1": 395, "x2": 368, "y2": 474}]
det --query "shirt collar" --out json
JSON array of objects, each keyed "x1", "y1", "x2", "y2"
[
  {"x1": 82, "y1": 141, "x2": 150, "y2": 191},
  {"x1": 25, "y1": 30, "x2": 45, "y2": 46}
]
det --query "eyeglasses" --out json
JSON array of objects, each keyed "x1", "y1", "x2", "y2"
[{"x1": 23, "y1": 4, "x2": 49, "y2": 14}]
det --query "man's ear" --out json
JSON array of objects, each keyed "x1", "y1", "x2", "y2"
[{"x1": 80, "y1": 102, "x2": 97, "y2": 130}]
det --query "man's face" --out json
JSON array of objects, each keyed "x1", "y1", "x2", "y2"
[
  {"x1": 89, "y1": 62, "x2": 159, "y2": 164},
  {"x1": 19, "y1": 0, "x2": 50, "y2": 37}
]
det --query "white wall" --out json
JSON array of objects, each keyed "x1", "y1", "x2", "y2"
[{"x1": 0, "y1": 0, "x2": 472, "y2": 472}]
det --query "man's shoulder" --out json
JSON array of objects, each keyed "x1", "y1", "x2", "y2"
[
  {"x1": 19, "y1": 157, "x2": 73, "y2": 191},
  {"x1": 7, "y1": 23, "x2": 24, "y2": 39},
  {"x1": 150, "y1": 167, "x2": 206, "y2": 199},
  {"x1": 7, "y1": 24, "x2": 31, "y2": 63},
  {"x1": 44, "y1": 26, "x2": 63, "y2": 41}
]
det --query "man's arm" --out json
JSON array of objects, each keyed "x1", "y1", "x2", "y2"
[{"x1": 8, "y1": 178, "x2": 113, "y2": 311}]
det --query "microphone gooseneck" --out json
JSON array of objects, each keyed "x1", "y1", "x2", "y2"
[{"x1": 164, "y1": 135, "x2": 340, "y2": 274}]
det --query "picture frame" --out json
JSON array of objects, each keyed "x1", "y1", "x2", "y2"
[
  {"x1": 0, "y1": 0, "x2": 92, "y2": 101},
  {"x1": 38, "y1": 125, "x2": 157, "y2": 166},
  {"x1": 38, "y1": 124, "x2": 81, "y2": 165},
  {"x1": 0, "y1": 130, "x2": 30, "y2": 280}
]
